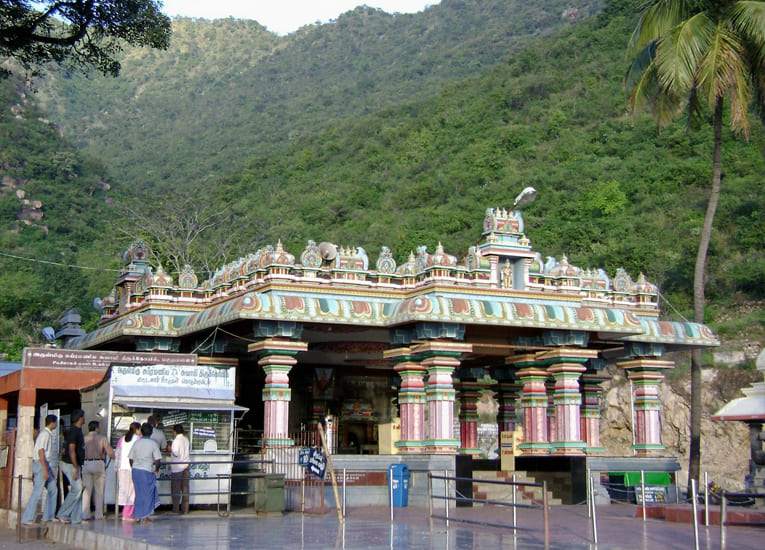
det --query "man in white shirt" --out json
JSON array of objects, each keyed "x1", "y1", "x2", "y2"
[
  {"x1": 169, "y1": 424, "x2": 190, "y2": 514},
  {"x1": 21, "y1": 415, "x2": 58, "y2": 525}
]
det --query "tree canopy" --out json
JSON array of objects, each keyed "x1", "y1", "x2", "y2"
[
  {"x1": 625, "y1": 0, "x2": 765, "y2": 489},
  {"x1": 0, "y1": 0, "x2": 171, "y2": 77}
]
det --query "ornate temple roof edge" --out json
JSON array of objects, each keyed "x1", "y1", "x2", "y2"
[{"x1": 618, "y1": 318, "x2": 719, "y2": 348}]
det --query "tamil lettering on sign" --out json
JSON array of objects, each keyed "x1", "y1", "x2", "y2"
[
  {"x1": 306, "y1": 448, "x2": 326, "y2": 479},
  {"x1": 111, "y1": 364, "x2": 235, "y2": 400},
  {"x1": 192, "y1": 427, "x2": 217, "y2": 439},
  {"x1": 635, "y1": 485, "x2": 668, "y2": 504},
  {"x1": 298, "y1": 448, "x2": 311, "y2": 467},
  {"x1": 24, "y1": 348, "x2": 197, "y2": 370},
  {"x1": 163, "y1": 411, "x2": 189, "y2": 425},
  {"x1": 189, "y1": 411, "x2": 219, "y2": 423}
]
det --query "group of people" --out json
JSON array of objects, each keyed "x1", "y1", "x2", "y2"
[{"x1": 21, "y1": 411, "x2": 191, "y2": 526}]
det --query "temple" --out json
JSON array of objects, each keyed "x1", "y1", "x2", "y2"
[{"x1": 46, "y1": 204, "x2": 717, "y2": 460}]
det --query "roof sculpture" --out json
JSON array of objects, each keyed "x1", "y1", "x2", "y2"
[{"x1": 65, "y1": 205, "x2": 718, "y2": 354}]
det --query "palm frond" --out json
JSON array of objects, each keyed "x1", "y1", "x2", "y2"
[
  {"x1": 627, "y1": 59, "x2": 660, "y2": 113},
  {"x1": 650, "y1": 84, "x2": 686, "y2": 128},
  {"x1": 624, "y1": 41, "x2": 657, "y2": 90},
  {"x1": 686, "y1": 83, "x2": 704, "y2": 131},
  {"x1": 697, "y1": 23, "x2": 752, "y2": 135},
  {"x1": 729, "y1": 1, "x2": 765, "y2": 44},
  {"x1": 655, "y1": 12, "x2": 714, "y2": 94},
  {"x1": 628, "y1": 0, "x2": 696, "y2": 54}
]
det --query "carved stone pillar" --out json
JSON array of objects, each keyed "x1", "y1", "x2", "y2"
[
  {"x1": 546, "y1": 380, "x2": 557, "y2": 445},
  {"x1": 618, "y1": 358, "x2": 674, "y2": 456},
  {"x1": 580, "y1": 372, "x2": 609, "y2": 453},
  {"x1": 414, "y1": 340, "x2": 472, "y2": 454},
  {"x1": 540, "y1": 348, "x2": 597, "y2": 455},
  {"x1": 508, "y1": 354, "x2": 550, "y2": 455},
  {"x1": 456, "y1": 381, "x2": 482, "y2": 456},
  {"x1": 384, "y1": 347, "x2": 427, "y2": 453},
  {"x1": 249, "y1": 338, "x2": 307, "y2": 446},
  {"x1": 496, "y1": 381, "x2": 521, "y2": 433},
  {"x1": 13, "y1": 388, "x2": 36, "y2": 511}
]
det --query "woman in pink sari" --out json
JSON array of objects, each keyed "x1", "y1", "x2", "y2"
[{"x1": 115, "y1": 422, "x2": 141, "y2": 520}]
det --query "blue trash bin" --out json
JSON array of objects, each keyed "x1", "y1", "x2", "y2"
[{"x1": 388, "y1": 464, "x2": 410, "y2": 507}]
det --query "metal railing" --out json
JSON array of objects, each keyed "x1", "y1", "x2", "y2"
[
  {"x1": 111, "y1": 457, "x2": 274, "y2": 519},
  {"x1": 428, "y1": 472, "x2": 550, "y2": 548},
  {"x1": 719, "y1": 489, "x2": 765, "y2": 550}
]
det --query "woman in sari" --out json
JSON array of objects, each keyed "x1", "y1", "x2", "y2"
[
  {"x1": 128, "y1": 423, "x2": 161, "y2": 524},
  {"x1": 115, "y1": 422, "x2": 141, "y2": 521}
]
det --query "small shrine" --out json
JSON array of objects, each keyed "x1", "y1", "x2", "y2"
[{"x1": 713, "y1": 350, "x2": 765, "y2": 495}]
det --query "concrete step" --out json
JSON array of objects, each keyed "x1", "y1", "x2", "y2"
[{"x1": 470, "y1": 470, "x2": 562, "y2": 506}]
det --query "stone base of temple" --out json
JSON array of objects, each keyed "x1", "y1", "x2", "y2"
[
  {"x1": 550, "y1": 441, "x2": 587, "y2": 455},
  {"x1": 632, "y1": 443, "x2": 666, "y2": 456},
  {"x1": 395, "y1": 440, "x2": 428, "y2": 453},
  {"x1": 585, "y1": 446, "x2": 606, "y2": 454},
  {"x1": 457, "y1": 447, "x2": 481, "y2": 456},
  {"x1": 518, "y1": 442, "x2": 552, "y2": 455},
  {"x1": 425, "y1": 439, "x2": 460, "y2": 454}
]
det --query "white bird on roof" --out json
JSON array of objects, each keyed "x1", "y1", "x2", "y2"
[{"x1": 512, "y1": 186, "x2": 537, "y2": 209}]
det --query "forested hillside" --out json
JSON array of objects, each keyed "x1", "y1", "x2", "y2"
[
  {"x1": 0, "y1": 77, "x2": 118, "y2": 355},
  {"x1": 205, "y1": 0, "x2": 765, "y2": 311},
  {"x1": 36, "y1": 0, "x2": 603, "y2": 193},
  {"x1": 1, "y1": 0, "x2": 763, "y2": 356}
]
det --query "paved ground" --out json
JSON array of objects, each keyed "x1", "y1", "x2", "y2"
[
  {"x1": 11, "y1": 503, "x2": 762, "y2": 550},
  {"x1": 0, "y1": 526, "x2": 77, "y2": 550}
]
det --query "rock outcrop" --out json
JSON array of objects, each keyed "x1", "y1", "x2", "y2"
[{"x1": 601, "y1": 366, "x2": 751, "y2": 490}]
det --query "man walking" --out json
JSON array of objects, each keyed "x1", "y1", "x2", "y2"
[
  {"x1": 82, "y1": 420, "x2": 115, "y2": 520},
  {"x1": 56, "y1": 409, "x2": 85, "y2": 524},
  {"x1": 169, "y1": 424, "x2": 190, "y2": 514},
  {"x1": 21, "y1": 415, "x2": 58, "y2": 525}
]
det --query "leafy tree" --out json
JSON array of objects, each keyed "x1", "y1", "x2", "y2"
[
  {"x1": 0, "y1": 0, "x2": 171, "y2": 77},
  {"x1": 625, "y1": 0, "x2": 765, "y2": 489}
]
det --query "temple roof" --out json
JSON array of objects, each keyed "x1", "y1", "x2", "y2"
[{"x1": 65, "y1": 206, "x2": 719, "y2": 356}]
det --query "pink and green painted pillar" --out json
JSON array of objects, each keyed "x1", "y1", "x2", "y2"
[
  {"x1": 537, "y1": 348, "x2": 598, "y2": 455},
  {"x1": 496, "y1": 380, "x2": 521, "y2": 433},
  {"x1": 508, "y1": 353, "x2": 550, "y2": 455},
  {"x1": 384, "y1": 346, "x2": 427, "y2": 453},
  {"x1": 414, "y1": 340, "x2": 472, "y2": 454},
  {"x1": 249, "y1": 337, "x2": 308, "y2": 447},
  {"x1": 580, "y1": 371, "x2": 609, "y2": 453},
  {"x1": 618, "y1": 358, "x2": 674, "y2": 456},
  {"x1": 456, "y1": 380, "x2": 483, "y2": 456}
]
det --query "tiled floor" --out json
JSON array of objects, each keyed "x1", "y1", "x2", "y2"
[{"x1": 48, "y1": 504, "x2": 764, "y2": 550}]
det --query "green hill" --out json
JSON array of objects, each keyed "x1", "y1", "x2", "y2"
[
  {"x1": 35, "y1": 0, "x2": 603, "y2": 193},
  {"x1": 0, "y1": 76, "x2": 118, "y2": 352}
]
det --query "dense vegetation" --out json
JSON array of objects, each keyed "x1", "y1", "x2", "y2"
[
  {"x1": 0, "y1": 0, "x2": 763, "y2": 357},
  {"x1": 36, "y1": 0, "x2": 603, "y2": 192},
  {"x1": 0, "y1": 76, "x2": 119, "y2": 353}
]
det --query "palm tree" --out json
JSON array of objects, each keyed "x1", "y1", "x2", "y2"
[{"x1": 625, "y1": 0, "x2": 765, "y2": 492}]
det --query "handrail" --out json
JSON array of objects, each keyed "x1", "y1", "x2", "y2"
[
  {"x1": 215, "y1": 471, "x2": 283, "y2": 517},
  {"x1": 112, "y1": 456, "x2": 276, "y2": 519},
  {"x1": 720, "y1": 489, "x2": 765, "y2": 550},
  {"x1": 427, "y1": 472, "x2": 550, "y2": 548}
]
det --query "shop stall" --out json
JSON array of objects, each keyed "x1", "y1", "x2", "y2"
[{"x1": 80, "y1": 361, "x2": 246, "y2": 506}]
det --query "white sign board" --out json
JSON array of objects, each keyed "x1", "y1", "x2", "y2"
[{"x1": 111, "y1": 364, "x2": 235, "y2": 400}]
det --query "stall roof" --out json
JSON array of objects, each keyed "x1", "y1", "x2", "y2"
[{"x1": 113, "y1": 397, "x2": 248, "y2": 412}]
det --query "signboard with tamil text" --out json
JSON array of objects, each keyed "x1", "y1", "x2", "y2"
[
  {"x1": 111, "y1": 364, "x2": 235, "y2": 400},
  {"x1": 24, "y1": 348, "x2": 197, "y2": 370},
  {"x1": 306, "y1": 448, "x2": 327, "y2": 479}
]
